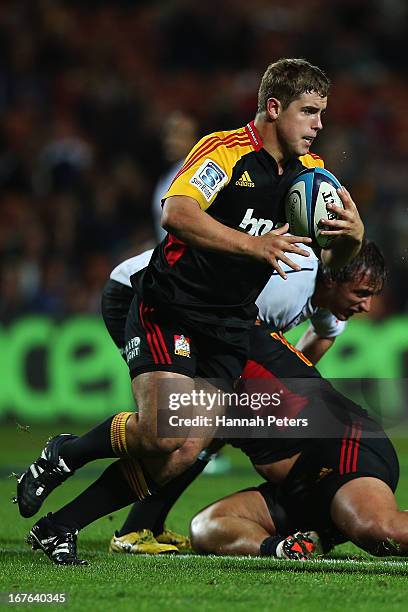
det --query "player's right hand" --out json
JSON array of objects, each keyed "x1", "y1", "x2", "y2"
[{"x1": 251, "y1": 223, "x2": 312, "y2": 279}]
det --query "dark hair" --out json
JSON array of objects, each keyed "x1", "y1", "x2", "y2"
[
  {"x1": 257, "y1": 58, "x2": 330, "y2": 113},
  {"x1": 318, "y1": 240, "x2": 387, "y2": 290}
]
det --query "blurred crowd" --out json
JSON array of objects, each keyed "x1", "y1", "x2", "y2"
[{"x1": 0, "y1": 0, "x2": 407, "y2": 322}]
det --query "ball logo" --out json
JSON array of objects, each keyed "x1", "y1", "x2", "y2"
[
  {"x1": 315, "y1": 181, "x2": 343, "y2": 246},
  {"x1": 284, "y1": 168, "x2": 343, "y2": 248},
  {"x1": 321, "y1": 188, "x2": 337, "y2": 206},
  {"x1": 287, "y1": 189, "x2": 302, "y2": 227},
  {"x1": 285, "y1": 181, "x2": 308, "y2": 235}
]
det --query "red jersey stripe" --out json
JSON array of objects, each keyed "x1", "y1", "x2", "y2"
[
  {"x1": 151, "y1": 319, "x2": 172, "y2": 365},
  {"x1": 144, "y1": 306, "x2": 166, "y2": 365},
  {"x1": 172, "y1": 134, "x2": 251, "y2": 184},
  {"x1": 139, "y1": 301, "x2": 159, "y2": 364},
  {"x1": 352, "y1": 423, "x2": 362, "y2": 472},
  {"x1": 173, "y1": 134, "x2": 251, "y2": 183},
  {"x1": 183, "y1": 131, "x2": 251, "y2": 171},
  {"x1": 173, "y1": 137, "x2": 251, "y2": 183},
  {"x1": 339, "y1": 424, "x2": 350, "y2": 475},
  {"x1": 345, "y1": 422, "x2": 358, "y2": 474}
]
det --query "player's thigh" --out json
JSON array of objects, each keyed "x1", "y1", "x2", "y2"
[
  {"x1": 330, "y1": 477, "x2": 398, "y2": 542},
  {"x1": 194, "y1": 489, "x2": 275, "y2": 535},
  {"x1": 131, "y1": 370, "x2": 193, "y2": 433}
]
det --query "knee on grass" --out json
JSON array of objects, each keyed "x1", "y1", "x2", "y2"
[
  {"x1": 349, "y1": 513, "x2": 404, "y2": 556},
  {"x1": 190, "y1": 507, "x2": 223, "y2": 554}
]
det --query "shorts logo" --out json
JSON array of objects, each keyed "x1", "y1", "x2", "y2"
[
  {"x1": 174, "y1": 334, "x2": 191, "y2": 358},
  {"x1": 316, "y1": 467, "x2": 333, "y2": 482},
  {"x1": 189, "y1": 159, "x2": 228, "y2": 202},
  {"x1": 125, "y1": 337, "x2": 141, "y2": 362}
]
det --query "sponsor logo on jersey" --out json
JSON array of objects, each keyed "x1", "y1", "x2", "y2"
[
  {"x1": 189, "y1": 159, "x2": 228, "y2": 202},
  {"x1": 174, "y1": 334, "x2": 191, "y2": 357},
  {"x1": 125, "y1": 337, "x2": 141, "y2": 362},
  {"x1": 235, "y1": 171, "x2": 255, "y2": 188},
  {"x1": 239, "y1": 208, "x2": 274, "y2": 236}
]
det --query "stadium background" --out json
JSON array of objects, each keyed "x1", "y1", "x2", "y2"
[{"x1": 1, "y1": 2, "x2": 408, "y2": 608}]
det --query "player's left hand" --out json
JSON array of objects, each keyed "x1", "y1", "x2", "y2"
[{"x1": 319, "y1": 187, "x2": 364, "y2": 244}]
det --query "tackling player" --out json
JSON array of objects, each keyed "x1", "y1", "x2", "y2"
[{"x1": 190, "y1": 419, "x2": 403, "y2": 561}]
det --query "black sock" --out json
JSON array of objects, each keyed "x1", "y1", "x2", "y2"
[
  {"x1": 51, "y1": 461, "x2": 137, "y2": 531},
  {"x1": 260, "y1": 535, "x2": 284, "y2": 557},
  {"x1": 118, "y1": 454, "x2": 210, "y2": 537},
  {"x1": 59, "y1": 416, "x2": 118, "y2": 471}
]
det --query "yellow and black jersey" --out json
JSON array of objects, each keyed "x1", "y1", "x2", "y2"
[{"x1": 133, "y1": 121, "x2": 324, "y2": 329}]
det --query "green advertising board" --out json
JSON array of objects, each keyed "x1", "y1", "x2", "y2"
[{"x1": 0, "y1": 316, "x2": 407, "y2": 422}]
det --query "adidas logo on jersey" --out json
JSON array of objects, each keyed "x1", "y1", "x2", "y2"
[{"x1": 235, "y1": 171, "x2": 255, "y2": 188}]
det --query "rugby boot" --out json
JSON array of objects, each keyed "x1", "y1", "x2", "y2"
[
  {"x1": 278, "y1": 530, "x2": 323, "y2": 561},
  {"x1": 156, "y1": 527, "x2": 191, "y2": 551},
  {"x1": 17, "y1": 434, "x2": 77, "y2": 518},
  {"x1": 109, "y1": 530, "x2": 179, "y2": 555},
  {"x1": 27, "y1": 513, "x2": 88, "y2": 566}
]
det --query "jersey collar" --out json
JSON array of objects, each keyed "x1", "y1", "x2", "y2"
[{"x1": 245, "y1": 121, "x2": 263, "y2": 151}]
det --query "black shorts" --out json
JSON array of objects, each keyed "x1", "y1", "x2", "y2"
[
  {"x1": 257, "y1": 430, "x2": 399, "y2": 546},
  {"x1": 229, "y1": 325, "x2": 373, "y2": 464},
  {"x1": 101, "y1": 278, "x2": 249, "y2": 382},
  {"x1": 246, "y1": 324, "x2": 321, "y2": 379}
]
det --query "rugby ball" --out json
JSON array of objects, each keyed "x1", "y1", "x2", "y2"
[{"x1": 285, "y1": 168, "x2": 344, "y2": 248}]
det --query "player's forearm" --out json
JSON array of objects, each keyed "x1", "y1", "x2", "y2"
[
  {"x1": 295, "y1": 328, "x2": 335, "y2": 364},
  {"x1": 162, "y1": 196, "x2": 255, "y2": 257},
  {"x1": 320, "y1": 235, "x2": 363, "y2": 270}
]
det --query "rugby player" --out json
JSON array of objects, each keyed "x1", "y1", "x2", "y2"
[
  {"x1": 190, "y1": 420, "x2": 403, "y2": 561},
  {"x1": 23, "y1": 241, "x2": 383, "y2": 563},
  {"x1": 17, "y1": 59, "x2": 364, "y2": 563}
]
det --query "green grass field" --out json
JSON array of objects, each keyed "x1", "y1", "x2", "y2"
[{"x1": 1, "y1": 423, "x2": 408, "y2": 612}]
